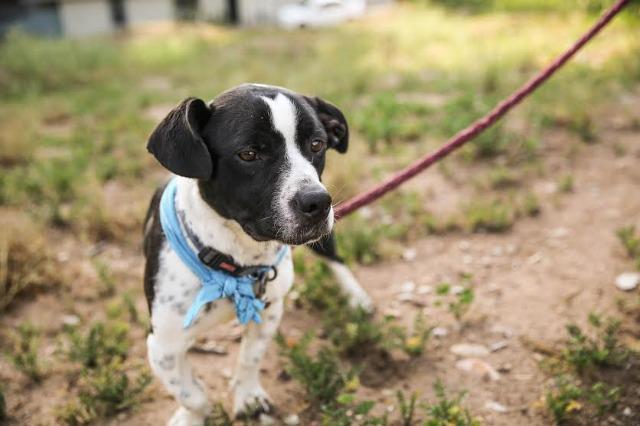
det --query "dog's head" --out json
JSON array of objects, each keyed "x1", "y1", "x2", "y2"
[{"x1": 147, "y1": 84, "x2": 348, "y2": 245}]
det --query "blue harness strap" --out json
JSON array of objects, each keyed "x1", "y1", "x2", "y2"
[{"x1": 159, "y1": 178, "x2": 289, "y2": 328}]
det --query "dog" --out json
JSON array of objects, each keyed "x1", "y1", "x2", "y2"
[{"x1": 142, "y1": 84, "x2": 373, "y2": 425}]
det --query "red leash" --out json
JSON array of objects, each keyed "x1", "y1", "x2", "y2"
[{"x1": 334, "y1": 0, "x2": 630, "y2": 220}]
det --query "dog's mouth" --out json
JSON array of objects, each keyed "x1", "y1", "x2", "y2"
[{"x1": 241, "y1": 218, "x2": 332, "y2": 245}]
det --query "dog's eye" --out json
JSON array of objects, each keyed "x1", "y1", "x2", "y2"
[
  {"x1": 238, "y1": 150, "x2": 258, "y2": 162},
  {"x1": 310, "y1": 140, "x2": 326, "y2": 153}
]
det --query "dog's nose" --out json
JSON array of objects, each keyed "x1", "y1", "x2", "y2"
[{"x1": 294, "y1": 190, "x2": 332, "y2": 219}]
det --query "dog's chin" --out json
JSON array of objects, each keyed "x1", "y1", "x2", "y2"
[{"x1": 241, "y1": 221, "x2": 332, "y2": 246}]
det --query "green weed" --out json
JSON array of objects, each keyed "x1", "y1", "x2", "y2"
[
  {"x1": 424, "y1": 380, "x2": 480, "y2": 426},
  {"x1": 435, "y1": 280, "x2": 475, "y2": 323},
  {"x1": 563, "y1": 314, "x2": 628, "y2": 374},
  {"x1": 57, "y1": 359, "x2": 151, "y2": 425},
  {"x1": 66, "y1": 321, "x2": 130, "y2": 369},
  {"x1": 464, "y1": 200, "x2": 514, "y2": 233},
  {"x1": 616, "y1": 225, "x2": 640, "y2": 269},
  {"x1": 6, "y1": 323, "x2": 45, "y2": 382},
  {"x1": 545, "y1": 375, "x2": 584, "y2": 424},
  {"x1": 557, "y1": 175, "x2": 574, "y2": 193},
  {"x1": 93, "y1": 260, "x2": 116, "y2": 298}
]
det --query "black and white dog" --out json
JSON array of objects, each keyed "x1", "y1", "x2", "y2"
[{"x1": 143, "y1": 84, "x2": 373, "y2": 425}]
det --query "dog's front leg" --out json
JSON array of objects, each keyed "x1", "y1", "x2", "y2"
[
  {"x1": 231, "y1": 300, "x2": 283, "y2": 418},
  {"x1": 147, "y1": 331, "x2": 210, "y2": 426}
]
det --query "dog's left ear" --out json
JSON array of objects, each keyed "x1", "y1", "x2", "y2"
[
  {"x1": 305, "y1": 96, "x2": 349, "y2": 153},
  {"x1": 147, "y1": 97, "x2": 214, "y2": 179}
]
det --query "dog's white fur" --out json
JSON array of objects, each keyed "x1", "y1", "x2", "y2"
[{"x1": 147, "y1": 95, "x2": 370, "y2": 425}]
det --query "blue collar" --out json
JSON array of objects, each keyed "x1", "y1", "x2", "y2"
[{"x1": 159, "y1": 178, "x2": 289, "y2": 328}]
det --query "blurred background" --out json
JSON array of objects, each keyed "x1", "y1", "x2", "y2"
[{"x1": 1, "y1": 1, "x2": 639, "y2": 425}]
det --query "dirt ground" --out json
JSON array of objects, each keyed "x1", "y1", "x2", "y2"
[{"x1": 2, "y1": 91, "x2": 640, "y2": 425}]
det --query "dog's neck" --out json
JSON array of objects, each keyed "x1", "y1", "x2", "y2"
[{"x1": 174, "y1": 177, "x2": 281, "y2": 266}]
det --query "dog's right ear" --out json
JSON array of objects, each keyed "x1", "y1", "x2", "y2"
[{"x1": 147, "y1": 97, "x2": 214, "y2": 179}]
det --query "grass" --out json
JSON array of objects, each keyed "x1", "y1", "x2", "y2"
[
  {"x1": 56, "y1": 320, "x2": 150, "y2": 425},
  {"x1": 563, "y1": 313, "x2": 628, "y2": 374},
  {"x1": 294, "y1": 258, "x2": 432, "y2": 359},
  {"x1": 617, "y1": 225, "x2": 640, "y2": 269},
  {"x1": 0, "y1": 224, "x2": 58, "y2": 312},
  {"x1": 5, "y1": 323, "x2": 45, "y2": 383},
  {"x1": 1, "y1": 1, "x2": 640, "y2": 423},
  {"x1": 542, "y1": 313, "x2": 638, "y2": 424},
  {"x1": 277, "y1": 334, "x2": 478, "y2": 425}
]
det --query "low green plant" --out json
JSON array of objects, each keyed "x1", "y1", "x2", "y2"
[
  {"x1": 93, "y1": 259, "x2": 116, "y2": 298},
  {"x1": 557, "y1": 175, "x2": 574, "y2": 193},
  {"x1": 57, "y1": 360, "x2": 152, "y2": 425},
  {"x1": 435, "y1": 277, "x2": 475, "y2": 323},
  {"x1": 563, "y1": 314, "x2": 628, "y2": 374},
  {"x1": 521, "y1": 192, "x2": 541, "y2": 217},
  {"x1": 6, "y1": 323, "x2": 45, "y2": 382},
  {"x1": 66, "y1": 321, "x2": 130, "y2": 369},
  {"x1": 424, "y1": 380, "x2": 480, "y2": 426},
  {"x1": 487, "y1": 167, "x2": 520, "y2": 189},
  {"x1": 276, "y1": 333, "x2": 352, "y2": 408},
  {"x1": 397, "y1": 390, "x2": 418, "y2": 426},
  {"x1": 464, "y1": 200, "x2": 514, "y2": 233},
  {"x1": 545, "y1": 375, "x2": 584, "y2": 424},
  {"x1": 617, "y1": 225, "x2": 640, "y2": 269},
  {"x1": 585, "y1": 382, "x2": 620, "y2": 415}
]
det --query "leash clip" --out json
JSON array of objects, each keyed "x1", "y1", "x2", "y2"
[{"x1": 255, "y1": 266, "x2": 278, "y2": 299}]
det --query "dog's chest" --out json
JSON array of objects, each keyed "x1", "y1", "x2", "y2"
[{"x1": 150, "y1": 242, "x2": 294, "y2": 333}]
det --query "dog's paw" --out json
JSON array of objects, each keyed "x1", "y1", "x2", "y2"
[
  {"x1": 233, "y1": 385, "x2": 274, "y2": 419},
  {"x1": 168, "y1": 407, "x2": 206, "y2": 426},
  {"x1": 347, "y1": 289, "x2": 375, "y2": 314}
]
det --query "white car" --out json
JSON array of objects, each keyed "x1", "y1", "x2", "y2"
[{"x1": 278, "y1": 0, "x2": 366, "y2": 29}]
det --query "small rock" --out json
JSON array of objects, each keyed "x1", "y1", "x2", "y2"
[
  {"x1": 455, "y1": 358, "x2": 500, "y2": 381},
  {"x1": 451, "y1": 285, "x2": 465, "y2": 295},
  {"x1": 462, "y1": 255, "x2": 473, "y2": 265},
  {"x1": 221, "y1": 368, "x2": 232, "y2": 380},
  {"x1": 432, "y1": 327, "x2": 448, "y2": 338},
  {"x1": 283, "y1": 414, "x2": 300, "y2": 425},
  {"x1": 116, "y1": 413, "x2": 128, "y2": 421},
  {"x1": 622, "y1": 407, "x2": 633, "y2": 417},
  {"x1": 497, "y1": 363, "x2": 512, "y2": 373},
  {"x1": 402, "y1": 248, "x2": 417, "y2": 262},
  {"x1": 62, "y1": 314, "x2": 80, "y2": 327},
  {"x1": 491, "y1": 246, "x2": 504, "y2": 257},
  {"x1": 259, "y1": 414, "x2": 276, "y2": 425},
  {"x1": 549, "y1": 227, "x2": 570, "y2": 239},
  {"x1": 458, "y1": 240, "x2": 471, "y2": 251},
  {"x1": 485, "y1": 400, "x2": 508, "y2": 413},
  {"x1": 450, "y1": 343, "x2": 490, "y2": 357},
  {"x1": 400, "y1": 281, "x2": 416, "y2": 293},
  {"x1": 615, "y1": 272, "x2": 640, "y2": 291},
  {"x1": 56, "y1": 251, "x2": 70, "y2": 262},
  {"x1": 489, "y1": 324, "x2": 513, "y2": 338},
  {"x1": 417, "y1": 285, "x2": 432, "y2": 295},
  {"x1": 527, "y1": 253, "x2": 543, "y2": 265},
  {"x1": 381, "y1": 388, "x2": 394, "y2": 397},
  {"x1": 489, "y1": 341, "x2": 508, "y2": 352}
]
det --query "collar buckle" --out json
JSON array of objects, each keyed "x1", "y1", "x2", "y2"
[{"x1": 198, "y1": 247, "x2": 239, "y2": 274}]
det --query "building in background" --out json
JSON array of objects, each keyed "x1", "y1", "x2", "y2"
[{"x1": 0, "y1": 0, "x2": 391, "y2": 37}]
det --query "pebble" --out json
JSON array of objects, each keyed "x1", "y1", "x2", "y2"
[
  {"x1": 489, "y1": 325, "x2": 513, "y2": 338},
  {"x1": 62, "y1": 314, "x2": 80, "y2": 327},
  {"x1": 455, "y1": 358, "x2": 500, "y2": 381},
  {"x1": 489, "y1": 341, "x2": 508, "y2": 352},
  {"x1": 549, "y1": 227, "x2": 570, "y2": 239},
  {"x1": 622, "y1": 407, "x2": 633, "y2": 417},
  {"x1": 458, "y1": 240, "x2": 471, "y2": 251},
  {"x1": 221, "y1": 368, "x2": 232, "y2": 380},
  {"x1": 400, "y1": 281, "x2": 416, "y2": 293},
  {"x1": 485, "y1": 401, "x2": 508, "y2": 413},
  {"x1": 450, "y1": 285, "x2": 465, "y2": 295},
  {"x1": 417, "y1": 285, "x2": 432, "y2": 295},
  {"x1": 491, "y1": 246, "x2": 504, "y2": 257},
  {"x1": 450, "y1": 343, "x2": 490, "y2": 357},
  {"x1": 615, "y1": 272, "x2": 640, "y2": 291},
  {"x1": 497, "y1": 363, "x2": 512, "y2": 373},
  {"x1": 259, "y1": 414, "x2": 276, "y2": 425},
  {"x1": 527, "y1": 253, "x2": 543, "y2": 265},
  {"x1": 402, "y1": 248, "x2": 417, "y2": 262},
  {"x1": 463, "y1": 255, "x2": 474, "y2": 265},
  {"x1": 283, "y1": 414, "x2": 300, "y2": 425},
  {"x1": 432, "y1": 327, "x2": 448, "y2": 338}
]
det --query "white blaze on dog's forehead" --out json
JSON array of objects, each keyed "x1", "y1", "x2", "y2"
[{"x1": 261, "y1": 93, "x2": 297, "y2": 146}]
